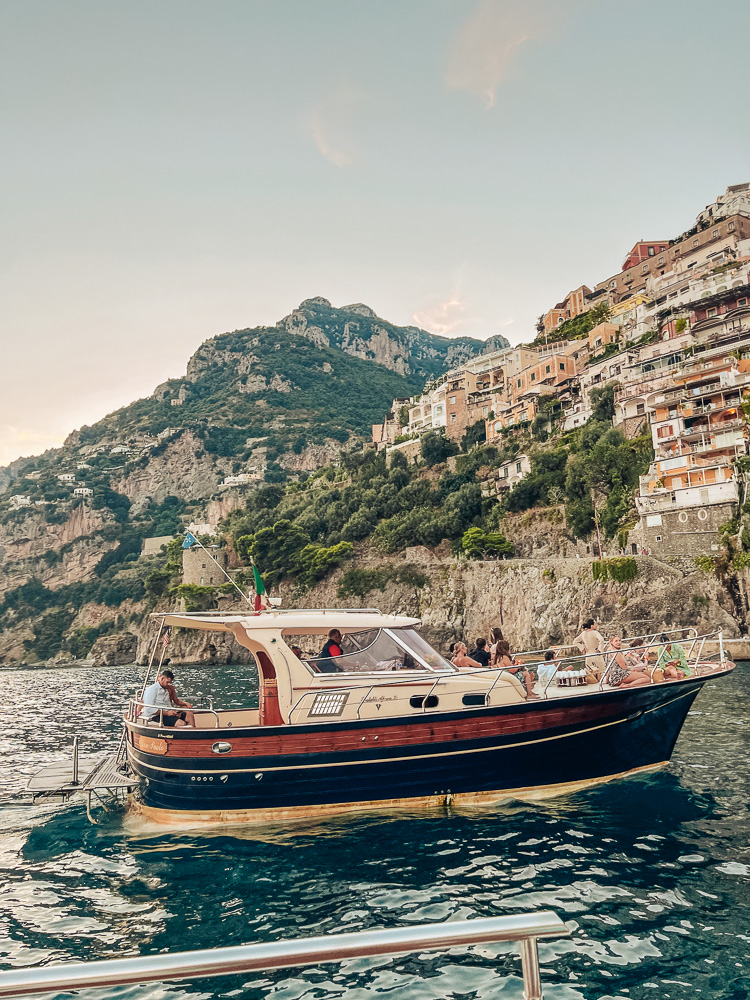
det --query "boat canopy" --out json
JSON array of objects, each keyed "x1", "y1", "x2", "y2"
[{"x1": 155, "y1": 610, "x2": 421, "y2": 635}]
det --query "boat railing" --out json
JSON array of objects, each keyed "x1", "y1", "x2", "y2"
[
  {"x1": 522, "y1": 629, "x2": 724, "y2": 695},
  {"x1": 0, "y1": 912, "x2": 570, "y2": 1000},
  {"x1": 150, "y1": 607, "x2": 387, "y2": 619},
  {"x1": 126, "y1": 698, "x2": 221, "y2": 727}
]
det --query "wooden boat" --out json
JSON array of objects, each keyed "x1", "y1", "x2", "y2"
[{"x1": 122, "y1": 611, "x2": 734, "y2": 824}]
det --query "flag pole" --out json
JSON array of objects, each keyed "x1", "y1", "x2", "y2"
[{"x1": 183, "y1": 532, "x2": 254, "y2": 608}]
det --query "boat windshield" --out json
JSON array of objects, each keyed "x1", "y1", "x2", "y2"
[{"x1": 304, "y1": 627, "x2": 456, "y2": 675}]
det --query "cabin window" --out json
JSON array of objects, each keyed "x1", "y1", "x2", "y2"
[
  {"x1": 299, "y1": 627, "x2": 455, "y2": 675},
  {"x1": 409, "y1": 695, "x2": 439, "y2": 709},
  {"x1": 462, "y1": 694, "x2": 486, "y2": 706}
]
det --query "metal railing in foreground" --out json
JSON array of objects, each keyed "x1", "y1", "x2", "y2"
[{"x1": 0, "y1": 912, "x2": 569, "y2": 1000}]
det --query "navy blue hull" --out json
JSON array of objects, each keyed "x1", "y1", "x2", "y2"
[{"x1": 126, "y1": 680, "x2": 706, "y2": 815}]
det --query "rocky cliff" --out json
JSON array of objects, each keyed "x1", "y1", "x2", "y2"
[{"x1": 125, "y1": 549, "x2": 739, "y2": 668}]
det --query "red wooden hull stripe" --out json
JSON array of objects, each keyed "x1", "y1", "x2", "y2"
[{"x1": 134, "y1": 699, "x2": 621, "y2": 759}]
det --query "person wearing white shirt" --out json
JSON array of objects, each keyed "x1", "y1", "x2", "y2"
[{"x1": 141, "y1": 669, "x2": 195, "y2": 727}]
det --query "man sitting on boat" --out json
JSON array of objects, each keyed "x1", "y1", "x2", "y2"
[
  {"x1": 141, "y1": 670, "x2": 196, "y2": 727},
  {"x1": 316, "y1": 629, "x2": 344, "y2": 673},
  {"x1": 655, "y1": 635, "x2": 692, "y2": 680}
]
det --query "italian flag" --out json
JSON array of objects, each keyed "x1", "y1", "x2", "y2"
[{"x1": 252, "y1": 564, "x2": 269, "y2": 611}]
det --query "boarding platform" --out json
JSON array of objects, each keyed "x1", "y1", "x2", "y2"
[{"x1": 27, "y1": 737, "x2": 137, "y2": 821}]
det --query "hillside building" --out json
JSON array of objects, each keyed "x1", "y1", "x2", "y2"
[
  {"x1": 481, "y1": 454, "x2": 532, "y2": 499},
  {"x1": 595, "y1": 214, "x2": 750, "y2": 306},
  {"x1": 695, "y1": 183, "x2": 750, "y2": 227},
  {"x1": 621, "y1": 241, "x2": 671, "y2": 271},
  {"x1": 182, "y1": 545, "x2": 227, "y2": 587}
]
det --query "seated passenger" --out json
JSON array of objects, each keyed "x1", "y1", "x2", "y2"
[
  {"x1": 625, "y1": 639, "x2": 650, "y2": 669},
  {"x1": 452, "y1": 642, "x2": 482, "y2": 669},
  {"x1": 495, "y1": 640, "x2": 536, "y2": 697},
  {"x1": 656, "y1": 635, "x2": 692, "y2": 680},
  {"x1": 141, "y1": 669, "x2": 196, "y2": 727},
  {"x1": 606, "y1": 636, "x2": 650, "y2": 687},
  {"x1": 536, "y1": 650, "x2": 559, "y2": 687},
  {"x1": 316, "y1": 629, "x2": 344, "y2": 673},
  {"x1": 469, "y1": 637, "x2": 491, "y2": 667}
]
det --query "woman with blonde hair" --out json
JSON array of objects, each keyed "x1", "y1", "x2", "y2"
[{"x1": 451, "y1": 642, "x2": 482, "y2": 669}]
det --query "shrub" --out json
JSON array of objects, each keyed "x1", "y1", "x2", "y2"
[
  {"x1": 591, "y1": 557, "x2": 637, "y2": 583},
  {"x1": 694, "y1": 555, "x2": 716, "y2": 575},
  {"x1": 337, "y1": 564, "x2": 428, "y2": 599},
  {"x1": 169, "y1": 583, "x2": 217, "y2": 612}
]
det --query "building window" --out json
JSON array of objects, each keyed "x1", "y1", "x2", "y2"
[
  {"x1": 658, "y1": 256, "x2": 664, "y2": 265},
  {"x1": 655, "y1": 535, "x2": 662, "y2": 542},
  {"x1": 641, "y1": 264, "x2": 649, "y2": 273},
  {"x1": 531, "y1": 373, "x2": 535, "y2": 381},
  {"x1": 545, "y1": 365, "x2": 551, "y2": 374},
  {"x1": 449, "y1": 396, "x2": 456, "y2": 404},
  {"x1": 728, "y1": 221, "x2": 735, "y2": 231},
  {"x1": 516, "y1": 462, "x2": 522, "y2": 472},
  {"x1": 610, "y1": 280, "x2": 616, "y2": 290},
  {"x1": 636, "y1": 403, "x2": 645, "y2": 414},
  {"x1": 648, "y1": 247, "x2": 655, "y2": 255},
  {"x1": 712, "y1": 229, "x2": 719, "y2": 238},
  {"x1": 738, "y1": 298, "x2": 747, "y2": 307},
  {"x1": 517, "y1": 379, "x2": 521, "y2": 388},
  {"x1": 559, "y1": 362, "x2": 565, "y2": 370},
  {"x1": 482, "y1": 406, "x2": 489, "y2": 416},
  {"x1": 707, "y1": 308, "x2": 717, "y2": 318},
  {"x1": 693, "y1": 238, "x2": 699, "y2": 247}
]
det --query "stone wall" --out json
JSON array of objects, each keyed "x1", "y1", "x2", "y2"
[{"x1": 631, "y1": 501, "x2": 733, "y2": 557}]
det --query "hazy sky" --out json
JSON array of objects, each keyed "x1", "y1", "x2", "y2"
[{"x1": 2, "y1": 0, "x2": 749, "y2": 466}]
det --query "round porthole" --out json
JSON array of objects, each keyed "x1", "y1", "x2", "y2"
[
  {"x1": 211, "y1": 741, "x2": 232, "y2": 754},
  {"x1": 678, "y1": 511, "x2": 688, "y2": 523},
  {"x1": 697, "y1": 509, "x2": 708, "y2": 521}
]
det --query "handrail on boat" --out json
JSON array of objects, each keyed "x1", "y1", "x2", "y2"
[
  {"x1": 126, "y1": 699, "x2": 221, "y2": 727},
  {"x1": 0, "y1": 913, "x2": 570, "y2": 1000}
]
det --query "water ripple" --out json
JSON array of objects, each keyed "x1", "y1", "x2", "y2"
[{"x1": 0, "y1": 662, "x2": 749, "y2": 998}]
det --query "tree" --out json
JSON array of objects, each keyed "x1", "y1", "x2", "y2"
[
  {"x1": 421, "y1": 431, "x2": 459, "y2": 466},
  {"x1": 590, "y1": 384, "x2": 616, "y2": 423},
  {"x1": 461, "y1": 527, "x2": 514, "y2": 559},
  {"x1": 236, "y1": 519, "x2": 312, "y2": 584},
  {"x1": 461, "y1": 419, "x2": 486, "y2": 452}
]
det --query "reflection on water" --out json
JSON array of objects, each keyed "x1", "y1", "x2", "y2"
[{"x1": 0, "y1": 662, "x2": 749, "y2": 999}]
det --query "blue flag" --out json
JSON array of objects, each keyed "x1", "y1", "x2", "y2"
[{"x1": 182, "y1": 531, "x2": 197, "y2": 549}]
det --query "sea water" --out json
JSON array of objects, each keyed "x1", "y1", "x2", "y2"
[{"x1": 0, "y1": 661, "x2": 748, "y2": 1000}]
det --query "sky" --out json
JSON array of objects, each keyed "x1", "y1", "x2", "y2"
[{"x1": 2, "y1": 0, "x2": 749, "y2": 467}]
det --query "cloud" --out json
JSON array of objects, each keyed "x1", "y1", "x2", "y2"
[
  {"x1": 308, "y1": 85, "x2": 369, "y2": 167},
  {"x1": 445, "y1": 0, "x2": 543, "y2": 108},
  {"x1": 412, "y1": 294, "x2": 471, "y2": 336}
]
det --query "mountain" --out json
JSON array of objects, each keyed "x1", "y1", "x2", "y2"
[
  {"x1": 52, "y1": 297, "x2": 508, "y2": 472},
  {"x1": 0, "y1": 298, "x2": 512, "y2": 664}
]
